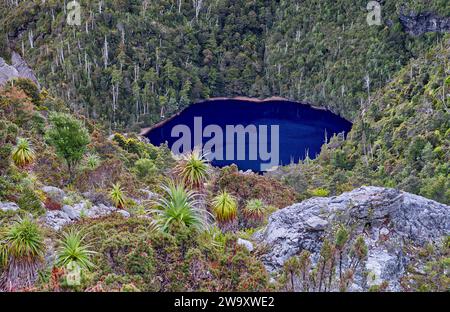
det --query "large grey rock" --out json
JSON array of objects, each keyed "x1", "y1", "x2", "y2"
[
  {"x1": 41, "y1": 186, "x2": 66, "y2": 204},
  {"x1": 41, "y1": 210, "x2": 71, "y2": 231},
  {"x1": 87, "y1": 203, "x2": 116, "y2": 218},
  {"x1": 399, "y1": 11, "x2": 450, "y2": 36},
  {"x1": 42, "y1": 202, "x2": 118, "y2": 231},
  {"x1": 237, "y1": 238, "x2": 254, "y2": 252},
  {"x1": 116, "y1": 209, "x2": 130, "y2": 218},
  {"x1": 11, "y1": 52, "x2": 40, "y2": 87},
  {"x1": 0, "y1": 52, "x2": 39, "y2": 87},
  {"x1": 62, "y1": 204, "x2": 81, "y2": 220},
  {"x1": 255, "y1": 186, "x2": 450, "y2": 291},
  {"x1": 0, "y1": 202, "x2": 19, "y2": 212}
]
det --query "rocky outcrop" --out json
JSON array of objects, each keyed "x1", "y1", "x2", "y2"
[
  {"x1": 255, "y1": 186, "x2": 450, "y2": 291},
  {"x1": 0, "y1": 202, "x2": 19, "y2": 212},
  {"x1": 41, "y1": 186, "x2": 66, "y2": 204},
  {"x1": 0, "y1": 52, "x2": 39, "y2": 87},
  {"x1": 41, "y1": 202, "x2": 128, "y2": 231},
  {"x1": 399, "y1": 11, "x2": 450, "y2": 36}
]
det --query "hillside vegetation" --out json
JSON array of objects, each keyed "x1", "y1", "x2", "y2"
[
  {"x1": 0, "y1": 0, "x2": 448, "y2": 128},
  {"x1": 0, "y1": 0, "x2": 448, "y2": 292},
  {"x1": 270, "y1": 38, "x2": 450, "y2": 204}
]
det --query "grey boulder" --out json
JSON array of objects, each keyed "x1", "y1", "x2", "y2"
[
  {"x1": 255, "y1": 186, "x2": 450, "y2": 291},
  {"x1": 0, "y1": 202, "x2": 19, "y2": 212}
]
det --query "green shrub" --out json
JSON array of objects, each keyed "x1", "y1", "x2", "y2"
[
  {"x1": 310, "y1": 188, "x2": 330, "y2": 197},
  {"x1": 152, "y1": 181, "x2": 207, "y2": 232},
  {"x1": 17, "y1": 188, "x2": 45, "y2": 215},
  {"x1": 56, "y1": 229, "x2": 97, "y2": 271},
  {"x1": 45, "y1": 112, "x2": 90, "y2": 182},
  {"x1": 133, "y1": 158, "x2": 157, "y2": 179},
  {"x1": 1, "y1": 217, "x2": 45, "y2": 290}
]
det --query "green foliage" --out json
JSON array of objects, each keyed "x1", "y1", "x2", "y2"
[
  {"x1": 17, "y1": 187, "x2": 45, "y2": 216},
  {"x1": 11, "y1": 138, "x2": 35, "y2": 168},
  {"x1": 110, "y1": 183, "x2": 126, "y2": 209},
  {"x1": 65, "y1": 217, "x2": 269, "y2": 292},
  {"x1": 211, "y1": 190, "x2": 238, "y2": 225},
  {"x1": 133, "y1": 158, "x2": 157, "y2": 180},
  {"x1": 55, "y1": 229, "x2": 96, "y2": 271},
  {"x1": 45, "y1": 112, "x2": 90, "y2": 181},
  {"x1": 3, "y1": 217, "x2": 45, "y2": 260},
  {"x1": 404, "y1": 237, "x2": 450, "y2": 291},
  {"x1": 174, "y1": 148, "x2": 210, "y2": 189},
  {"x1": 13, "y1": 78, "x2": 42, "y2": 107},
  {"x1": 216, "y1": 165, "x2": 296, "y2": 208},
  {"x1": 310, "y1": 188, "x2": 330, "y2": 197},
  {"x1": 274, "y1": 40, "x2": 450, "y2": 204},
  {"x1": 152, "y1": 181, "x2": 207, "y2": 233},
  {"x1": 2, "y1": 1, "x2": 444, "y2": 130},
  {"x1": 83, "y1": 153, "x2": 101, "y2": 170},
  {"x1": 243, "y1": 199, "x2": 266, "y2": 225}
]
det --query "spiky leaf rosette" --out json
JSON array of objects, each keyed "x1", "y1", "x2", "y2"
[
  {"x1": 0, "y1": 218, "x2": 45, "y2": 291},
  {"x1": 56, "y1": 229, "x2": 96, "y2": 271},
  {"x1": 151, "y1": 181, "x2": 209, "y2": 232},
  {"x1": 211, "y1": 190, "x2": 238, "y2": 224},
  {"x1": 110, "y1": 182, "x2": 126, "y2": 208},
  {"x1": 243, "y1": 199, "x2": 266, "y2": 222},
  {"x1": 11, "y1": 138, "x2": 35, "y2": 168},
  {"x1": 173, "y1": 148, "x2": 211, "y2": 190}
]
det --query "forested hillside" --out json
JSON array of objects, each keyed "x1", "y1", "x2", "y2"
[
  {"x1": 0, "y1": 0, "x2": 448, "y2": 129},
  {"x1": 270, "y1": 38, "x2": 450, "y2": 204}
]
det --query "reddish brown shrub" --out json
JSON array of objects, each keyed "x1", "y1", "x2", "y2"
[{"x1": 212, "y1": 165, "x2": 297, "y2": 209}]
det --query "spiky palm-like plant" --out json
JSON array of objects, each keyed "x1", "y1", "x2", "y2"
[
  {"x1": 84, "y1": 153, "x2": 100, "y2": 170},
  {"x1": 243, "y1": 199, "x2": 266, "y2": 223},
  {"x1": 211, "y1": 190, "x2": 237, "y2": 225},
  {"x1": 152, "y1": 181, "x2": 208, "y2": 232},
  {"x1": 55, "y1": 229, "x2": 96, "y2": 271},
  {"x1": 110, "y1": 183, "x2": 126, "y2": 208},
  {"x1": 174, "y1": 148, "x2": 210, "y2": 189},
  {"x1": 0, "y1": 218, "x2": 45, "y2": 291},
  {"x1": 11, "y1": 138, "x2": 35, "y2": 168}
]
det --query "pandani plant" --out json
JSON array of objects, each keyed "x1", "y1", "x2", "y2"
[
  {"x1": 11, "y1": 137, "x2": 36, "y2": 168},
  {"x1": 110, "y1": 182, "x2": 126, "y2": 208},
  {"x1": 0, "y1": 217, "x2": 45, "y2": 291},
  {"x1": 173, "y1": 148, "x2": 211, "y2": 190},
  {"x1": 55, "y1": 228, "x2": 96, "y2": 271},
  {"x1": 211, "y1": 190, "x2": 238, "y2": 226},
  {"x1": 151, "y1": 180, "x2": 209, "y2": 232}
]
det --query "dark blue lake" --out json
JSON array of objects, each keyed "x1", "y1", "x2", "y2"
[{"x1": 143, "y1": 99, "x2": 352, "y2": 172}]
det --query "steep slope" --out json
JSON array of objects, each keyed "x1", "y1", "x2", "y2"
[
  {"x1": 271, "y1": 37, "x2": 449, "y2": 204},
  {"x1": 0, "y1": 0, "x2": 448, "y2": 128}
]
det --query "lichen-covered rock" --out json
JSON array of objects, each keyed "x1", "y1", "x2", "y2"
[
  {"x1": 41, "y1": 200, "x2": 118, "y2": 231},
  {"x1": 41, "y1": 186, "x2": 66, "y2": 204},
  {"x1": 255, "y1": 186, "x2": 450, "y2": 291},
  {"x1": 41, "y1": 210, "x2": 72, "y2": 231},
  {"x1": 0, "y1": 202, "x2": 19, "y2": 212},
  {"x1": 237, "y1": 238, "x2": 254, "y2": 252},
  {"x1": 116, "y1": 209, "x2": 130, "y2": 218},
  {"x1": 399, "y1": 11, "x2": 450, "y2": 36},
  {"x1": 0, "y1": 52, "x2": 39, "y2": 87}
]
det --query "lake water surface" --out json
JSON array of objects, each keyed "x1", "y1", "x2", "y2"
[{"x1": 144, "y1": 99, "x2": 352, "y2": 172}]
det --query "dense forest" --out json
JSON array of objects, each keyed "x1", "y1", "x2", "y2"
[{"x1": 0, "y1": 0, "x2": 448, "y2": 129}]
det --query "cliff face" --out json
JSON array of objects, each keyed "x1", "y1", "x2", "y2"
[
  {"x1": 255, "y1": 186, "x2": 450, "y2": 291},
  {"x1": 400, "y1": 11, "x2": 450, "y2": 36},
  {"x1": 0, "y1": 52, "x2": 39, "y2": 88}
]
